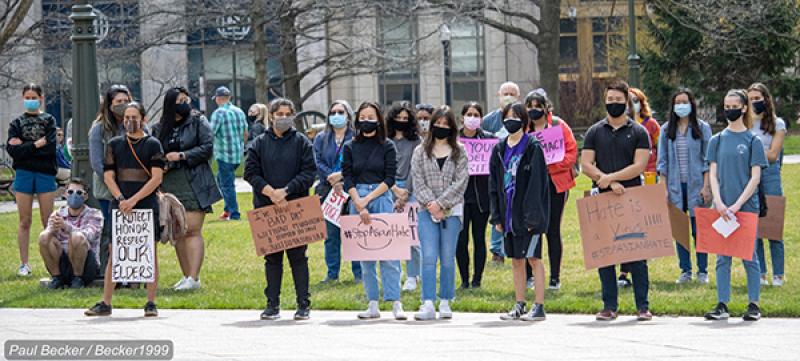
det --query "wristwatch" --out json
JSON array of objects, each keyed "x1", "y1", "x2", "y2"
[
  {"x1": 179, "y1": 152, "x2": 186, "y2": 160},
  {"x1": 115, "y1": 194, "x2": 125, "y2": 202}
]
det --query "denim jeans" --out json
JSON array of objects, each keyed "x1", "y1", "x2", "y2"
[
  {"x1": 676, "y1": 182, "x2": 708, "y2": 274},
  {"x1": 756, "y1": 162, "x2": 784, "y2": 276},
  {"x1": 716, "y1": 248, "x2": 761, "y2": 303},
  {"x1": 396, "y1": 180, "x2": 421, "y2": 279},
  {"x1": 216, "y1": 159, "x2": 240, "y2": 219},
  {"x1": 324, "y1": 220, "x2": 362, "y2": 280},
  {"x1": 350, "y1": 183, "x2": 401, "y2": 301},
  {"x1": 418, "y1": 210, "x2": 461, "y2": 301},
  {"x1": 489, "y1": 227, "x2": 505, "y2": 257},
  {"x1": 598, "y1": 261, "x2": 649, "y2": 311}
]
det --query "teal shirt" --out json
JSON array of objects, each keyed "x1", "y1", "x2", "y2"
[
  {"x1": 210, "y1": 102, "x2": 248, "y2": 164},
  {"x1": 706, "y1": 129, "x2": 768, "y2": 213}
]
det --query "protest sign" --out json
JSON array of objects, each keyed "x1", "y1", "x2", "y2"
[
  {"x1": 340, "y1": 213, "x2": 412, "y2": 261},
  {"x1": 322, "y1": 190, "x2": 349, "y2": 227},
  {"x1": 402, "y1": 201, "x2": 420, "y2": 246},
  {"x1": 696, "y1": 208, "x2": 758, "y2": 261},
  {"x1": 758, "y1": 195, "x2": 786, "y2": 240},
  {"x1": 247, "y1": 196, "x2": 326, "y2": 256},
  {"x1": 460, "y1": 138, "x2": 499, "y2": 175},
  {"x1": 111, "y1": 209, "x2": 156, "y2": 283},
  {"x1": 531, "y1": 125, "x2": 565, "y2": 164},
  {"x1": 668, "y1": 202, "x2": 691, "y2": 251}
]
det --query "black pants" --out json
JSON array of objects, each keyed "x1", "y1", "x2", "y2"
[
  {"x1": 264, "y1": 245, "x2": 310, "y2": 308},
  {"x1": 599, "y1": 261, "x2": 649, "y2": 311},
  {"x1": 529, "y1": 186, "x2": 568, "y2": 282},
  {"x1": 456, "y1": 202, "x2": 489, "y2": 285}
]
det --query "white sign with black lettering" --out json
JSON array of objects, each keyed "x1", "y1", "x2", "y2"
[{"x1": 111, "y1": 209, "x2": 156, "y2": 283}]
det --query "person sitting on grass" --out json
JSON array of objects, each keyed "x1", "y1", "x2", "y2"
[{"x1": 39, "y1": 178, "x2": 103, "y2": 289}]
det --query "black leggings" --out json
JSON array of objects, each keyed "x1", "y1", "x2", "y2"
[
  {"x1": 527, "y1": 185, "x2": 568, "y2": 282},
  {"x1": 456, "y1": 202, "x2": 489, "y2": 285},
  {"x1": 264, "y1": 245, "x2": 310, "y2": 308}
]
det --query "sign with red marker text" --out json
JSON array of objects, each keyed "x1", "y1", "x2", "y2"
[{"x1": 321, "y1": 190, "x2": 349, "y2": 227}]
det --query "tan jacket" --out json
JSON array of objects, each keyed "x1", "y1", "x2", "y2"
[
  {"x1": 158, "y1": 192, "x2": 187, "y2": 245},
  {"x1": 410, "y1": 143, "x2": 469, "y2": 212}
]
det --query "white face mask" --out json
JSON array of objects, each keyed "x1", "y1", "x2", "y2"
[{"x1": 500, "y1": 95, "x2": 516, "y2": 108}]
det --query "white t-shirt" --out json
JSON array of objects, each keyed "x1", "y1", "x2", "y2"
[{"x1": 751, "y1": 117, "x2": 786, "y2": 152}]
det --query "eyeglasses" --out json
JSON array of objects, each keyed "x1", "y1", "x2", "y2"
[{"x1": 66, "y1": 189, "x2": 85, "y2": 196}]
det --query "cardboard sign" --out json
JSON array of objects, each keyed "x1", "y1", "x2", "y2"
[
  {"x1": 402, "y1": 201, "x2": 421, "y2": 246},
  {"x1": 340, "y1": 213, "x2": 412, "y2": 261},
  {"x1": 668, "y1": 202, "x2": 691, "y2": 251},
  {"x1": 247, "y1": 196, "x2": 326, "y2": 256},
  {"x1": 460, "y1": 137, "x2": 499, "y2": 175},
  {"x1": 322, "y1": 190, "x2": 349, "y2": 227},
  {"x1": 576, "y1": 184, "x2": 675, "y2": 270},
  {"x1": 758, "y1": 195, "x2": 786, "y2": 240},
  {"x1": 696, "y1": 208, "x2": 758, "y2": 261},
  {"x1": 531, "y1": 125, "x2": 565, "y2": 164},
  {"x1": 111, "y1": 209, "x2": 156, "y2": 283}
]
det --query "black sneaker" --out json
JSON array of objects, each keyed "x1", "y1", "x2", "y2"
[
  {"x1": 85, "y1": 301, "x2": 112, "y2": 316},
  {"x1": 294, "y1": 305, "x2": 310, "y2": 321},
  {"x1": 460, "y1": 282, "x2": 470, "y2": 290},
  {"x1": 521, "y1": 303, "x2": 546, "y2": 321},
  {"x1": 617, "y1": 274, "x2": 632, "y2": 288},
  {"x1": 704, "y1": 302, "x2": 729, "y2": 320},
  {"x1": 70, "y1": 277, "x2": 85, "y2": 289},
  {"x1": 471, "y1": 280, "x2": 482, "y2": 289},
  {"x1": 48, "y1": 276, "x2": 65, "y2": 289},
  {"x1": 261, "y1": 305, "x2": 280, "y2": 320},
  {"x1": 144, "y1": 301, "x2": 158, "y2": 317},
  {"x1": 548, "y1": 278, "x2": 561, "y2": 290},
  {"x1": 743, "y1": 303, "x2": 761, "y2": 321},
  {"x1": 499, "y1": 302, "x2": 526, "y2": 321}
]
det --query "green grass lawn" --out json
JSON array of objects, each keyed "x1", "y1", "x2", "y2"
[{"x1": 1, "y1": 167, "x2": 798, "y2": 317}]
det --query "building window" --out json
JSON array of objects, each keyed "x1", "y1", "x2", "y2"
[
  {"x1": 448, "y1": 20, "x2": 486, "y2": 112},
  {"x1": 378, "y1": 16, "x2": 419, "y2": 107},
  {"x1": 559, "y1": 18, "x2": 578, "y2": 74},
  {"x1": 591, "y1": 16, "x2": 624, "y2": 73}
]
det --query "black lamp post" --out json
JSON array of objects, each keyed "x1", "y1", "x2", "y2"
[
  {"x1": 627, "y1": 0, "x2": 641, "y2": 88},
  {"x1": 440, "y1": 24, "x2": 452, "y2": 107}
]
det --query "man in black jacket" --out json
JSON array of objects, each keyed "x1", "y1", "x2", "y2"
[{"x1": 244, "y1": 98, "x2": 316, "y2": 321}]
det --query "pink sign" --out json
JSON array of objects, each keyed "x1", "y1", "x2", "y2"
[
  {"x1": 460, "y1": 137, "x2": 499, "y2": 175},
  {"x1": 321, "y1": 190, "x2": 349, "y2": 227},
  {"x1": 531, "y1": 125, "x2": 565, "y2": 164},
  {"x1": 401, "y1": 201, "x2": 420, "y2": 246},
  {"x1": 340, "y1": 213, "x2": 412, "y2": 261}
]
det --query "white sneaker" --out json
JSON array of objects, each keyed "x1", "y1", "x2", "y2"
[
  {"x1": 526, "y1": 276, "x2": 535, "y2": 289},
  {"x1": 16, "y1": 264, "x2": 31, "y2": 277},
  {"x1": 438, "y1": 300, "x2": 452, "y2": 319},
  {"x1": 773, "y1": 276, "x2": 785, "y2": 287},
  {"x1": 402, "y1": 277, "x2": 418, "y2": 291},
  {"x1": 697, "y1": 273, "x2": 710, "y2": 284},
  {"x1": 760, "y1": 276, "x2": 770, "y2": 286},
  {"x1": 173, "y1": 276, "x2": 188, "y2": 289},
  {"x1": 175, "y1": 277, "x2": 201, "y2": 291},
  {"x1": 414, "y1": 300, "x2": 435, "y2": 321},
  {"x1": 676, "y1": 272, "x2": 692, "y2": 284},
  {"x1": 392, "y1": 301, "x2": 407, "y2": 320},
  {"x1": 358, "y1": 301, "x2": 380, "y2": 319}
]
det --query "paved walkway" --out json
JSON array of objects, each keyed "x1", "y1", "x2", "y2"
[{"x1": 1, "y1": 308, "x2": 798, "y2": 360}]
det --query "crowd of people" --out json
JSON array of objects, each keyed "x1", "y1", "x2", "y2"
[{"x1": 6, "y1": 77, "x2": 787, "y2": 323}]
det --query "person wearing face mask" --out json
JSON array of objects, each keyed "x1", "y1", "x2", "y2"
[
  {"x1": 38, "y1": 179, "x2": 104, "y2": 289},
  {"x1": 7, "y1": 83, "x2": 58, "y2": 277},
  {"x1": 342, "y1": 102, "x2": 406, "y2": 321},
  {"x1": 313, "y1": 100, "x2": 361, "y2": 284},
  {"x1": 656, "y1": 89, "x2": 712, "y2": 285},
  {"x1": 210, "y1": 86, "x2": 248, "y2": 221},
  {"x1": 150, "y1": 87, "x2": 221, "y2": 291},
  {"x1": 489, "y1": 102, "x2": 551, "y2": 322},
  {"x1": 89, "y1": 84, "x2": 132, "y2": 273},
  {"x1": 629, "y1": 88, "x2": 661, "y2": 177},
  {"x1": 481, "y1": 82, "x2": 520, "y2": 266},
  {"x1": 410, "y1": 106, "x2": 469, "y2": 321},
  {"x1": 456, "y1": 101, "x2": 494, "y2": 289},
  {"x1": 524, "y1": 90, "x2": 578, "y2": 291},
  {"x1": 385, "y1": 102, "x2": 423, "y2": 292},
  {"x1": 581, "y1": 80, "x2": 652, "y2": 322},
  {"x1": 704, "y1": 89, "x2": 767, "y2": 322},
  {"x1": 244, "y1": 98, "x2": 316, "y2": 321},
  {"x1": 86, "y1": 102, "x2": 164, "y2": 318},
  {"x1": 747, "y1": 83, "x2": 787, "y2": 288},
  {"x1": 246, "y1": 103, "x2": 268, "y2": 149},
  {"x1": 415, "y1": 103, "x2": 434, "y2": 139}
]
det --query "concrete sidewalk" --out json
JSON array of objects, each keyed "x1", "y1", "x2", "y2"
[{"x1": 1, "y1": 308, "x2": 797, "y2": 360}]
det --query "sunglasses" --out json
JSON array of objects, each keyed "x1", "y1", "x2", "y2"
[{"x1": 66, "y1": 189, "x2": 85, "y2": 196}]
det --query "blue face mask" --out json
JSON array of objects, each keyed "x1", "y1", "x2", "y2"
[
  {"x1": 24, "y1": 99, "x2": 40, "y2": 112},
  {"x1": 673, "y1": 103, "x2": 692, "y2": 118},
  {"x1": 67, "y1": 192, "x2": 85, "y2": 209},
  {"x1": 329, "y1": 114, "x2": 347, "y2": 129}
]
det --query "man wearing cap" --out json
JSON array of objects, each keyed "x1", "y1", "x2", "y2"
[{"x1": 210, "y1": 86, "x2": 248, "y2": 221}]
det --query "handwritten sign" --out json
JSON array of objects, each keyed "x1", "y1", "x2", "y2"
[
  {"x1": 402, "y1": 202, "x2": 421, "y2": 246},
  {"x1": 111, "y1": 209, "x2": 155, "y2": 283},
  {"x1": 322, "y1": 190, "x2": 349, "y2": 227},
  {"x1": 758, "y1": 195, "x2": 786, "y2": 240},
  {"x1": 531, "y1": 125, "x2": 565, "y2": 164},
  {"x1": 576, "y1": 184, "x2": 675, "y2": 270},
  {"x1": 247, "y1": 196, "x2": 326, "y2": 256},
  {"x1": 460, "y1": 137, "x2": 499, "y2": 175},
  {"x1": 340, "y1": 213, "x2": 412, "y2": 261},
  {"x1": 696, "y1": 208, "x2": 758, "y2": 261}
]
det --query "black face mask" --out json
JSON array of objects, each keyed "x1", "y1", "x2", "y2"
[
  {"x1": 752, "y1": 100, "x2": 766, "y2": 115},
  {"x1": 724, "y1": 108, "x2": 743, "y2": 122},
  {"x1": 176, "y1": 103, "x2": 192, "y2": 119},
  {"x1": 528, "y1": 109, "x2": 545, "y2": 121},
  {"x1": 606, "y1": 102, "x2": 627, "y2": 118},
  {"x1": 247, "y1": 115, "x2": 257, "y2": 123},
  {"x1": 432, "y1": 126, "x2": 451, "y2": 140},
  {"x1": 503, "y1": 118, "x2": 523, "y2": 134},
  {"x1": 359, "y1": 121, "x2": 379, "y2": 134},
  {"x1": 394, "y1": 121, "x2": 409, "y2": 131}
]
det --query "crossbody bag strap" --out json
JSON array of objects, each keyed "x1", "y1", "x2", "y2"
[{"x1": 127, "y1": 136, "x2": 152, "y2": 178}]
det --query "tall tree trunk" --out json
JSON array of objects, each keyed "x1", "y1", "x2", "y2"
[
  {"x1": 0, "y1": 0, "x2": 34, "y2": 55},
  {"x1": 251, "y1": 4, "x2": 268, "y2": 105},
  {"x1": 279, "y1": 13, "x2": 302, "y2": 111},
  {"x1": 537, "y1": 0, "x2": 561, "y2": 113}
]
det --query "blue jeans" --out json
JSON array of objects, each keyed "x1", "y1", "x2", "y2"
[
  {"x1": 396, "y1": 180, "x2": 421, "y2": 279},
  {"x1": 350, "y1": 183, "x2": 401, "y2": 301},
  {"x1": 418, "y1": 210, "x2": 461, "y2": 301},
  {"x1": 216, "y1": 159, "x2": 240, "y2": 219},
  {"x1": 489, "y1": 227, "x2": 505, "y2": 257},
  {"x1": 716, "y1": 248, "x2": 761, "y2": 303},
  {"x1": 756, "y1": 162, "x2": 784, "y2": 276},
  {"x1": 676, "y1": 183, "x2": 708, "y2": 274},
  {"x1": 324, "y1": 220, "x2": 362, "y2": 280}
]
